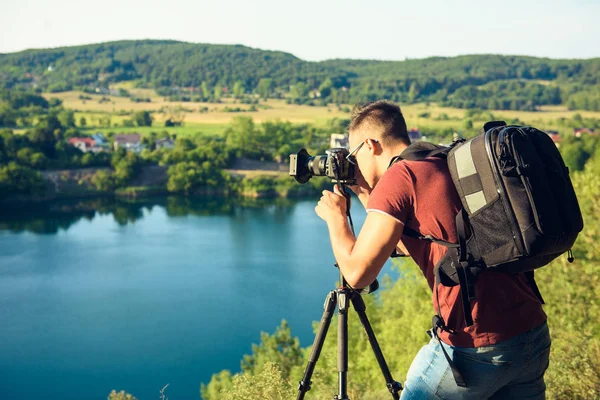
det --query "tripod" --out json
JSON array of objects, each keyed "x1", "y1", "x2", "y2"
[{"x1": 296, "y1": 184, "x2": 402, "y2": 400}]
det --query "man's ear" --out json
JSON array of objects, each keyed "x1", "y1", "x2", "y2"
[{"x1": 366, "y1": 138, "x2": 381, "y2": 155}]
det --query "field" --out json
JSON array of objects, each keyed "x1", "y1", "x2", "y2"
[{"x1": 42, "y1": 85, "x2": 600, "y2": 138}]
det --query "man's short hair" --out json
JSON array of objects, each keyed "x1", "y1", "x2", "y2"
[{"x1": 348, "y1": 100, "x2": 410, "y2": 146}]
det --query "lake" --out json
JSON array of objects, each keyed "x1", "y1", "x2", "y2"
[{"x1": 0, "y1": 196, "x2": 397, "y2": 400}]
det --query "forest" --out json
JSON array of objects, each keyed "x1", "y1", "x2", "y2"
[{"x1": 1, "y1": 40, "x2": 600, "y2": 111}]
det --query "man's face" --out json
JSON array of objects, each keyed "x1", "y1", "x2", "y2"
[{"x1": 348, "y1": 127, "x2": 378, "y2": 189}]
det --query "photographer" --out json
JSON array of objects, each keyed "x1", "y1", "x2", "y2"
[{"x1": 315, "y1": 100, "x2": 550, "y2": 399}]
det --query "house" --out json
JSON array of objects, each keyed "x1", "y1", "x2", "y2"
[
  {"x1": 114, "y1": 134, "x2": 143, "y2": 152},
  {"x1": 155, "y1": 138, "x2": 175, "y2": 149},
  {"x1": 91, "y1": 133, "x2": 110, "y2": 150},
  {"x1": 330, "y1": 134, "x2": 348, "y2": 149},
  {"x1": 92, "y1": 133, "x2": 108, "y2": 145},
  {"x1": 408, "y1": 128, "x2": 423, "y2": 142},
  {"x1": 574, "y1": 128, "x2": 597, "y2": 137},
  {"x1": 68, "y1": 137, "x2": 96, "y2": 153},
  {"x1": 68, "y1": 136, "x2": 110, "y2": 153}
]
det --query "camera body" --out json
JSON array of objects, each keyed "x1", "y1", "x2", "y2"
[{"x1": 289, "y1": 148, "x2": 356, "y2": 185}]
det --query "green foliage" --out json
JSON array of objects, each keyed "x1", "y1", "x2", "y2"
[
  {"x1": 201, "y1": 321, "x2": 302, "y2": 400},
  {"x1": 0, "y1": 162, "x2": 45, "y2": 197},
  {"x1": 201, "y1": 370, "x2": 234, "y2": 400},
  {"x1": 566, "y1": 86, "x2": 600, "y2": 111},
  {"x1": 107, "y1": 390, "x2": 137, "y2": 400},
  {"x1": 224, "y1": 117, "x2": 329, "y2": 162},
  {"x1": 167, "y1": 161, "x2": 205, "y2": 194},
  {"x1": 559, "y1": 134, "x2": 600, "y2": 172},
  {"x1": 241, "y1": 320, "x2": 303, "y2": 377},
  {"x1": 257, "y1": 78, "x2": 274, "y2": 100},
  {"x1": 92, "y1": 170, "x2": 116, "y2": 192},
  {"x1": 167, "y1": 160, "x2": 229, "y2": 194},
  {"x1": 225, "y1": 116, "x2": 256, "y2": 158},
  {"x1": 217, "y1": 363, "x2": 295, "y2": 400},
  {"x1": 232, "y1": 81, "x2": 245, "y2": 98},
  {"x1": 133, "y1": 110, "x2": 152, "y2": 127},
  {"x1": 5, "y1": 41, "x2": 599, "y2": 110},
  {"x1": 57, "y1": 109, "x2": 76, "y2": 128},
  {"x1": 443, "y1": 80, "x2": 562, "y2": 110}
]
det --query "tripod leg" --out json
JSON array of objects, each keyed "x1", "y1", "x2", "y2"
[
  {"x1": 350, "y1": 294, "x2": 402, "y2": 400},
  {"x1": 297, "y1": 291, "x2": 337, "y2": 400},
  {"x1": 336, "y1": 291, "x2": 350, "y2": 400}
]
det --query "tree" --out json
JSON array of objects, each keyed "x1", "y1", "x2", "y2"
[
  {"x1": 163, "y1": 106, "x2": 185, "y2": 127},
  {"x1": 257, "y1": 78, "x2": 273, "y2": 100},
  {"x1": 28, "y1": 115, "x2": 61, "y2": 157},
  {"x1": 224, "y1": 116, "x2": 256, "y2": 158},
  {"x1": 214, "y1": 84, "x2": 222, "y2": 102},
  {"x1": 92, "y1": 170, "x2": 116, "y2": 192},
  {"x1": 233, "y1": 81, "x2": 245, "y2": 99},
  {"x1": 289, "y1": 82, "x2": 308, "y2": 102},
  {"x1": 58, "y1": 109, "x2": 76, "y2": 127},
  {"x1": 0, "y1": 104, "x2": 17, "y2": 127},
  {"x1": 462, "y1": 118, "x2": 473, "y2": 131},
  {"x1": 319, "y1": 78, "x2": 333, "y2": 99},
  {"x1": 107, "y1": 390, "x2": 137, "y2": 400},
  {"x1": 408, "y1": 81, "x2": 421, "y2": 103},
  {"x1": 79, "y1": 116, "x2": 87, "y2": 127},
  {"x1": 241, "y1": 320, "x2": 302, "y2": 377},
  {"x1": 0, "y1": 162, "x2": 45, "y2": 197},
  {"x1": 201, "y1": 81, "x2": 211, "y2": 101},
  {"x1": 133, "y1": 111, "x2": 152, "y2": 127},
  {"x1": 167, "y1": 161, "x2": 204, "y2": 194}
]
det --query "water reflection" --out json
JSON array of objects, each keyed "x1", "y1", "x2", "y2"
[{"x1": 0, "y1": 196, "x2": 308, "y2": 235}]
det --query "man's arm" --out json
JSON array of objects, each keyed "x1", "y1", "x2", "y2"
[
  {"x1": 316, "y1": 186, "x2": 404, "y2": 289},
  {"x1": 349, "y1": 166, "x2": 372, "y2": 210}
]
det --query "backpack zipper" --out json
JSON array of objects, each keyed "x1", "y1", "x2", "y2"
[
  {"x1": 512, "y1": 128, "x2": 543, "y2": 234},
  {"x1": 485, "y1": 127, "x2": 526, "y2": 257}
]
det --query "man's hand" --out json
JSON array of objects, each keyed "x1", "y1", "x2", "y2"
[
  {"x1": 315, "y1": 185, "x2": 348, "y2": 225},
  {"x1": 349, "y1": 166, "x2": 372, "y2": 209}
]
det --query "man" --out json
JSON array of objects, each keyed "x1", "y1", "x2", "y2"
[{"x1": 315, "y1": 100, "x2": 550, "y2": 399}]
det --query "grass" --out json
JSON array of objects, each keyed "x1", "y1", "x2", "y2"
[
  {"x1": 43, "y1": 90, "x2": 351, "y2": 125},
  {"x1": 41, "y1": 85, "x2": 600, "y2": 138}
]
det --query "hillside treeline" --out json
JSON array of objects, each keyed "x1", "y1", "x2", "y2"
[
  {"x1": 200, "y1": 152, "x2": 600, "y2": 399},
  {"x1": 1, "y1": 40, "x2": 600, "y2": 111}
]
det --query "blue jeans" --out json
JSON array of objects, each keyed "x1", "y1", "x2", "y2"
[{"x1": 401, "y1": 321, "x2": 551, "y2": 399}]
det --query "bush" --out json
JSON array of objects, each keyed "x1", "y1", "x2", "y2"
[{"x1": 107, "y1": 390, "x2": 137, "y2": 400}]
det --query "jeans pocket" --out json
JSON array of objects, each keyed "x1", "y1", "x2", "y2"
[{"x1": 455, "y1": 349, "x2": 514, "y2": 366}]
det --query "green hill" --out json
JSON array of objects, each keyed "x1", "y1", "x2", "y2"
[{"x1": 1, "y1": 40, "x2": 599, "y2": 110}]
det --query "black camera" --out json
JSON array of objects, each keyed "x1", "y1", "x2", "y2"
[{"x1": 289, "y1": 148, "x2": 356, "y2": 185}]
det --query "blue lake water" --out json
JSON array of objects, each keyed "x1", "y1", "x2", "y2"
[{"x1": 0, "y1": 196, "x2": 397, "y2": 400}]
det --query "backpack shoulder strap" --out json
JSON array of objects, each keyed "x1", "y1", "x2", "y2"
[
  {"x1": 483, "y1": 120, "x2": 507, "y2": 132},
  {"x1": 394, "y1": 142, "x2": 450, "y2": 163}
]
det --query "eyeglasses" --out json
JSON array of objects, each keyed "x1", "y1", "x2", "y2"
[{"x1": 346, "y1": 139, "x2": 378, "y2": 165}]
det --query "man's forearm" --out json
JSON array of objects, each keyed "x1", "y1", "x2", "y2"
[{"x1": 326, "y1": 216, "x2": 362, "y2": 286}]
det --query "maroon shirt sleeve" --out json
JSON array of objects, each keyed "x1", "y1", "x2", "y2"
[{"x1": 366, "y1": 162, "x2": 414, "y2": 225}]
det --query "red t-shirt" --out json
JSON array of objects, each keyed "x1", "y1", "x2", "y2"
[{"x1": 366, "y1": 157, "x2": 547, "y2": 348}]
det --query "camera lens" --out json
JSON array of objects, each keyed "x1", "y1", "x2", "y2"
[{"x1": 307, "y1": 155, "x2": 328, "y2": 176}]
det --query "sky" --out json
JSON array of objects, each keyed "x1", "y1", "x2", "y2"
[{"x1": 1, "y1": 0, "x2": 599, "y2": 61}]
